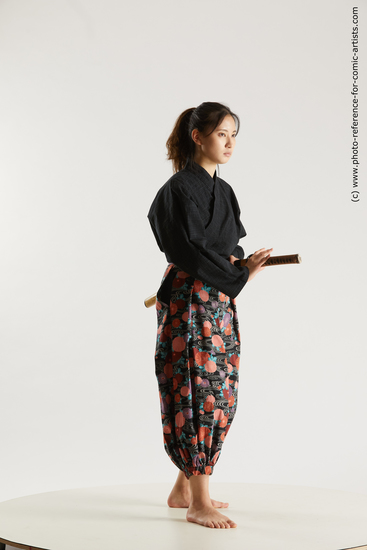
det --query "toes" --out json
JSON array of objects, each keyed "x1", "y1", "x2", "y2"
[
  {"x1": 207, "y1": 519, "x2": 216, "y2": 528},
  {"x1": 229, "y1": 521, "x2": 237, "y2": 528},
  {"x1": 212, "y1": 499, "x2": 229, "y2": 508}
]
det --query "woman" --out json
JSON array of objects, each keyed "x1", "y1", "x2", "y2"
[{"x1": 147, "y1": 102, "x2": 272, "y2": 529}]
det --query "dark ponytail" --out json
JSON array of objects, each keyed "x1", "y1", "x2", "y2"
[{"x1": 166, "y1": 102, "x2": 240, "y2": 174}]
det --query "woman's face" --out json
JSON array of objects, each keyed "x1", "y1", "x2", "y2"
[{"x1": 193, "y1": 114, "x2": 237, "y2": 165}]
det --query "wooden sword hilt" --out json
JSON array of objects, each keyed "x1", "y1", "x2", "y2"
[{"x1": 234, "y1": 253, "x2": 302, "y2": 267}]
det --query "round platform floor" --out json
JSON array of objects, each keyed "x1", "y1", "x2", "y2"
[{"x1": 0, "y1": 482, "x2": 367, "y2": 550}]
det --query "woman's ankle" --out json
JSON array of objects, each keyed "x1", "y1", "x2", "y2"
[
  {"x1": 174, "y1": 470, "x2": 190, "y2": 489},
  {"x1": 189, "y1": 495, "x2": 212, "y2": 508},
  {"x1": 188, "y1": 473, "x2": 212, "y2": 507}
]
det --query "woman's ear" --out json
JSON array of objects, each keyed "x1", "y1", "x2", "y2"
[{"x1": 191, "y1": 128, "x2": 202, "y2": 146}]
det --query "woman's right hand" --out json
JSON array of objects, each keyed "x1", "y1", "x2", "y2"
[{"x1": 246, "y1": 248, "x2": 273, "y2": 282}]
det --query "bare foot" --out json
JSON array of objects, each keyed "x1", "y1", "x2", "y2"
[
  {"x1": 167, "y1": 487, "x2": 191, "y2": 508},
  {"x1": 210, "y1": 498, "x2": 229, "y2": 509},
  {"x1": 167, "y1": 488, "x2": 229, "y2": 509},
  {"x1": 186, "y1": 503, "x2": 237, "y2": 528}
]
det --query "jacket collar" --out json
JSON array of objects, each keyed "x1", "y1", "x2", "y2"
[{"x1": 183, "y1": 158, "x2": 217, "y2": 186}]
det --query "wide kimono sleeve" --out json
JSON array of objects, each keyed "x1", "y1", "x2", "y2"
[
  {"x1": 148, "y1": 180, "x2": 249, "y2": 299},
  {"x1": 229, "y1": 186, "x2": 247, "y2": 260},
  {"x1": 231, "y1": 244, "x2": 245, "y2": 259}
]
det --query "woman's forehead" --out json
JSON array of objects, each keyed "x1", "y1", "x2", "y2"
[{"x1": 216, "y1": 114, "x2": 236, "y2": 131}]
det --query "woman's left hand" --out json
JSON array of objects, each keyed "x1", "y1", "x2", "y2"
[{"x1": 228, "y1": 255, "x2": 240, "y2": 265}]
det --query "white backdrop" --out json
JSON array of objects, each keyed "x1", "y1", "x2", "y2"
[{"x1": 0, "y1": 0, "x2": 366, "y2": 503}]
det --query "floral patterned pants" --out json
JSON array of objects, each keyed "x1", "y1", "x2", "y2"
[{"x1": 154, "y1": 263, "x2": 241, "y2": 479}]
